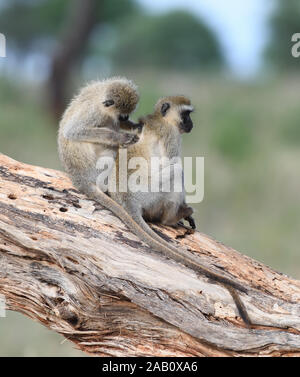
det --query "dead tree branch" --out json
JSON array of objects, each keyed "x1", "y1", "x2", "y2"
[{"x1": 0, "y1": 153, "x2": 299, "y2": 357}]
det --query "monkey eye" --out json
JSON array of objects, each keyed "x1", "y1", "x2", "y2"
[
  {"x1": 103, "y1": 99, "x2": 115, "y2": 107},
  {"x1": 161, "y1": 103, "x2": 171, "y2": 116}
]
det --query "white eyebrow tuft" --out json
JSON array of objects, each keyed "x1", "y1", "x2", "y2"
[{"x1": 181, "y1": 105, "x2": 194, "y2": 112}]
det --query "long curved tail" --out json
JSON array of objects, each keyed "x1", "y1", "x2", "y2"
[{"x1": 87, "y1": 185, "x2": 251, "y2": 325}]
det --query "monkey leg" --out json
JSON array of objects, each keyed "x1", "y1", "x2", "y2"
[
  {"x1": 177, "y1": 204, "x2": 194, "y2": 222},
  {"x1": 184, "y1": 216, "x2": 196, "y2": 230},
  {"x1": 160, "y1": 201, "x2": 183, "y2": 226},
  {"x1": 177, "y1": 203, "x2": 196, "y2": 229},
  {"x1": 162, "y1": 201, "x2": 196, "y2": 230},
  {"x1": 177, "y1": 220, "x2": 196, "y2": 233}
]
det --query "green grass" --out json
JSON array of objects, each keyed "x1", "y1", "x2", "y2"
[{"x1": 0, "y1": 72, "x2": 300, "y2": 355}]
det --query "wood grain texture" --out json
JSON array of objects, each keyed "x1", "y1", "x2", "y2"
[{"x1": 0, "y1": 153, "x2": 299, "y2": 357}]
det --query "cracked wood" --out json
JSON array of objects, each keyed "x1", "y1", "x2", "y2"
[{"x1": 0, "y1": 153, "x2": 300, "y2": 357}]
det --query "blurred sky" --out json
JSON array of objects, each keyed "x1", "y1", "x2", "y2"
[{"x1": 138, "y1": 0, "x2": 274, "y2": 77}]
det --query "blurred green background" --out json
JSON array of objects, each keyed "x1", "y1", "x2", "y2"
[{"x1": 0, "y1": 0, "x2": 299, "y2": 356}]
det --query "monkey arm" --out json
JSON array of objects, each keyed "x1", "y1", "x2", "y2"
[{"x1": 64, "y1": 127, "x2": 138, "y2": 147}]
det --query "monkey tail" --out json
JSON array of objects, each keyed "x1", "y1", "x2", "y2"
[
  {"x1": 127, "y1": 211, "x2": 252, "y2": 326},
  {"x1": 87, "y1": 185, "x2": 251, "y2": 326},
  {"x1": 226, "y1": 286, "x2": 252, "y2": 327}
]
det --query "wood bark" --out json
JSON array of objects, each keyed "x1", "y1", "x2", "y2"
[{"x1": 0, "y1": 153, "x2": 299, "y2": 357}]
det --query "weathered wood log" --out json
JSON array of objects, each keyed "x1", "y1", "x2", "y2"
[{"x1": 0, "y1": 153, "x2": 299, "y2": 357}]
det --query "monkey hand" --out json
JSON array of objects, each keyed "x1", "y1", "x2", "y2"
[{"x1": 120, "y1": 133, "x2": 139, "y2": 148}]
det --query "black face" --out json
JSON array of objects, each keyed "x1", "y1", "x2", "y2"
[{"x1": 180, "y1": 110, "x2": 193, "y2": 133}]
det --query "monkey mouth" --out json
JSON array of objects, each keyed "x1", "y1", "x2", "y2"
[{"x1": 180, "y1": 123, "x2": 193, "y2": 133}]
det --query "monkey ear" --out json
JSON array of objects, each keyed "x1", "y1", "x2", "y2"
[
  {"x1": 103, "y1": 99, "x2": 115, "y2": 107},
  {"x1": 161, "y1": 103, "x2": 170, "y2": 116}
]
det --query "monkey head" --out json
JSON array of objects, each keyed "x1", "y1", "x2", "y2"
[
  {"x1": 103, "y1": 78, "x2": 139, "y2": 121},
  {"x1": 154, "y1": 96, "x2": 194, "y2": 133}
]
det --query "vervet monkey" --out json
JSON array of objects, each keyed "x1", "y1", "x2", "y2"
[
  {"x1": 112, "y1": 96, "x2": 196, "y2": 229},
  {"x1": 109, "y1": 96, "x2": 250, "y2": 325},
  {"x1": 58, "y1": 89, "x2": 251, "y2": 325},
  {"x1": 58, "y1": 77, "x2": 140, "y2": 192}
]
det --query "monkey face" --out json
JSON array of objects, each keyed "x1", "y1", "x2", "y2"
[
  {"x1": 160, "y1": 103, "x2": 194, "y2": 133},
  {"x1": 156, "y1": 97, "x2": 194, "y2": 134},
  {"x1": 179, "y1": 109, "x2": 194, "y2": 133},
  {"x1": 104, "y1": 83, "x2": 139, "y2": 117}
]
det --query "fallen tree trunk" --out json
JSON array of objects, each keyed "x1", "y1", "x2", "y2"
[{"x1": 0, "y1": 153, "x2": 299, "y2": 357}]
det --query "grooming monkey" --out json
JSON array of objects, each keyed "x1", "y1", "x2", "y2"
[
  {"x1": 58, "y1": 77, "x2": 140, "y2": 193},
  {"x1": 58, "y1": 85, "x2": 251, "y2": 325}
]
